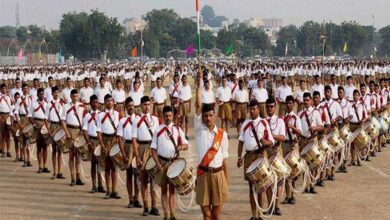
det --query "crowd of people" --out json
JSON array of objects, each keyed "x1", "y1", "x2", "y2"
[{"x1": 0, "y1": 60, "x2": 389, "y2": 220}]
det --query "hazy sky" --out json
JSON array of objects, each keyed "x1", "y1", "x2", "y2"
[{"x1": 0, "y1": 0, "x2": 389, "y2": 29}]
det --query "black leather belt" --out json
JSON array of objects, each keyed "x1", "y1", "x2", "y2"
[
  {"x1": 198, "y1": 165, "x2": 223, "y2": 173},
  {"x1": 34, "y1": 118, "x2": 45, "y2": 121},
  {"x1": 0, "y1": 112, "x2": 10, "y2": 115},
  {"x1": 158, "y1": 155, "x2": 174, "y2": 162},
  {"x1": 67, "y1": 124, "x2": 80, "y2": 129},
  {"x1": 89, "y1": 136, "x2": 98, "y2": 140},
  {"x1": 103, "y1": 133, "x2": 115, "y2": 137},
  {"x1": 125, "y1": 139, "x2": 132, "y2": 144},
  {"x1": 50, "y1": 121, "x2": 60, "y2": 124},
  {"x1": 246, "y1": 148, "x2": 262, "y2": 154},
  {"x1": 138, "y1": 140, "x2": 152, "y2": 145}
]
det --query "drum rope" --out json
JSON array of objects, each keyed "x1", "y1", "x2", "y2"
[
  {"x1": 357, "y1": 140, "x2": 371, "y2": 162},
  {"x1": 270, "y1": 163, "x2": 288, "y2": 200},
  {"x1": 288, "y1": 162, "x2": 309, "y2": 194},
  {"x1": 28, "y1": 142, "x2": 37, "y2": 161},
  {"x1": 117, "y1": 173, "x2": 126, "y2": 191},
  {"x1": 177, "y1": 176, "x2": 196, "y2": 212},
  {"x1": 253, "y1": 169, "x2": 278, "y2": 219},
  {"x1": 80, "y1": 163, "x2": 91, "y2": 182}
]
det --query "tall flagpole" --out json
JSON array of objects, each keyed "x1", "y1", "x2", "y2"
[{"x1": 196, "y1": 0, "x2": 201, "y2": 72}]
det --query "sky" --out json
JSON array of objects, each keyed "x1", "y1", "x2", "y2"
[{"x1": 0, "y1": 0, "x2": 389, "y2": 29}]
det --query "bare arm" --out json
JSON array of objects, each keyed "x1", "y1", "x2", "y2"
[
  {"x1": 195, "y1": 69, "x2": 203, "y2": 115},
  {"x1": 237, "y1": 140, "x2": 244, "y2": 168}
]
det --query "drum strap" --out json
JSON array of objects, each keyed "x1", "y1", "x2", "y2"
[
  {"x1": 172, "y1": 84, "x2": 179, "y2": 96},
  {"x1": 107, "y1": 112, "x2": 117, "y2": 133},
  {"x1": 51, "y1": 101, "x2": 61, "y2": 122},
  {"x1": 284, "y1": 115, "x2": 294, "y2": 142},
  {"x1": 197, "y1": 128, "x2": 224, "y2": 177},
  {"x1": 165, "y1": 126, "x2": 180, "y2": 158},
  {"x1": 304, "y1": 110, "x2": 314, "y2": 137},
  {"x1": 250, "y1": 122, "x2": 263, "y2": 152},
  {"x1": 72, "y1": 106, "x2": 82, "y2": 130},
  {"x1": 21, "y1": 97, "x2": 29, "y2": 115},
  {"x1": 138, "y1": 115, "x2": 154, "y2": 137},
  {"x1": 353, "y1": 104, "x2": 360, "y2": 122}
]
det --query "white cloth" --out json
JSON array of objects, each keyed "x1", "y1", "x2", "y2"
[
  {"x1": 151, "y1": 122, "x2": 188, "y2": 159},
  {"x1": 239, "y1": 117, "x2": 275, "y2": 151},
  {"x1": 132, "y1": 113, "x2": 161, "y2": 141},
  {"x1": 96, "y1": 109, "x2": 120, "y2": 135}
]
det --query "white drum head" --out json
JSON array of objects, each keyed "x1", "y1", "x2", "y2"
[
  {"x1": 167, "y1": 159, "x2": 186, "y2": 178},
  {"x1": 41, "y1": 126, "x2": 48, "y2": 134},
  {"x1": 131, "y1": 157, "x2": 137, "y2": 168},
  {"x1": 94, "y1": 145, "x2": 101, "y2": 156},
  {"x1": 301, "y1": 141, "x2": 315, "y2": 156},
  {"x1": 54, "y1": 129, "x2": 65, "y2": 141},
  {"x1": 74, "y1": 135, "x2": 86, "y2": 148},
  {"x1": 15, "y1": 129, "x2": 20, "y2": 137},
  {"x1": 246, "y1": 157, "x2": 265, "y2": 174},
  {"x1": 23, "y1": 124, "x2": 33, "y2": 133},
  {"x1": 6, "y1": 117, "x2": 11, "y2": 125},
  {"x1": 109, "y1": 144, "x2": 120, "y2": 156},
  {"x1": 145, "y1": 158, "x2": 156, "y2": 171}
]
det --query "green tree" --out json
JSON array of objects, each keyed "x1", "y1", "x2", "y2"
[
  {"x1": 274, "y1": 25, "x2": 299, "y2": 56},
  {"x1": 379, "y1": 26, "x2": 390, "y2": 56},
  {"x1": 201, "y1": 5, "x2": 216, "y2": 27},
  {"x1": 297, "y1": 21, "x2": 322, "y2": 56}
]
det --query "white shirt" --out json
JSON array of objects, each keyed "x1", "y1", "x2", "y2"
[
  {"x1": 0, "y1": 93, "x2": 12, "y2": 113},
  {"x1": 62, "y1": 101, "x2": 85, "y2": 127},
  {"x1": 151, "y1": 122, "x2": 188, "y2": 158},
  {"x1": 96, "y1": 109, "x2": 120, "y2": 135},
  {"x1": 132, "y1": 113, "x2": 161, "y2": 141},
  {"x1": 29, "y1": 88, "x2": 39, "y2": 101},
  {"x1": 45, "y1": 99, "x2": 64, "y2": 123},
  {"x1": 129, "y1": 89, "x2": 143, "y2": 106},
  {"x1": 217, "y1": 86, "x2": 232, "y2": 102},
  {"x1": 151, "y1": 87, "x2": 167, "y2": 104},
  {"x1": 44, "y1": 87, "x2": 53, "y2": 102},
  {"x1": 201, "y1": 88, "x2": 215, "y2": 104},
  {"x1": 112, "y1": 89, "x2": 126, "y2": 103},
  {"x1": 15, "y1": 95, "x2": 32, "y2": 116},
  {"x1": 338, "y1": 98, "x2": 352, "y2": 120},
  {"x1": 178, "y1": 85, "x2": 192, "y2": 101},
  {"x1": 330, "y1": 84, "x2": 339, "y2": 99},
  {"x1": 266, "y1": 115, "x2": 286, "y2": 143},
  {"x1": 194, "y1": 114, "x2": 228, "y2": 168},
  {"x1": 239, "y1": 117, "x2": 275, "y2": 151},
  {"x1": 311, "y1": 84, "x2": 325, "y2": 99},
  {"x1": 95, "y1": 86, "x2": 110, "y2": 104},
  {"x1": 80, "y1": 87, "x2": 94, "y2": 103},
  {"x1": 28, "y1": 99, "x2": 48, "y2": 119},
  {"x1": 252, "y1": 87, "x2": 268, "y2": 103},
  {"x1": 61, "y1": 87, "x2": 74, "y2": 103},
  {"x1": 349, "y1": 101, "x2": 367, "y2": 123},
  {"x1": 296, "y1": 89, "x2": 309, "y2": 103},
  {"x1": 298, "y1": 106, "x2": 323, "y2": 138},
  {"x1": 322, "y1": 99, "x2": 342, "y2": 122},
  {"x1": 233, "y1": 88, "x2": 249, "y2": 103},
  {"x1": 275, "y1": 85, "x2": 293, "y2": 103},
  {"x1": 82, "y1": 109, "x2": 100, "y2": 137},
  {"x1": 9, "y1": 87, "x2": 22, "y2": 101},
  {"x1": 344, "y1": 84, "x2": 356, "y2": 101},
  {"x1": 284, "y1": 112, "x2": 302, "y2": 141},
  {"x1": 117, "y1": 113, "x2": 139, "y2": 140},
  {"x1": 169, "y1": 83, "x2": 180, "y2": 98}
]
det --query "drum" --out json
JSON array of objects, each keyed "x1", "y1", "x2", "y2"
[
  {"x1": 40, "y1": 125, "x2": 50, "y2": 140},
  {"x1": 301, "y1": 141, "x2": 325, "y2": 170},
  {"x1": 5, "y1": 117, "x2": 11, "y2": 126},
  {"x1": 383, "y1": 110, "x2": 390, "y2": 124},
  {"x1": 93, "y1": 145, "x2": 105, "y2": 169},
  {"x1": 166, "y1": 159, "x2": 196, "y2": 196},
  {"x1": 327, "y1": 130, "x2": 345, "y2": 153},
  {"x1": 246, "y1": 157, "x2": 275, "y2": 192},
  {"x1": 74, "y1": 135, "x2": 89, "y2": 161},
  {"x1": 53, "y1": 129, "x2": 69, "y2": 154},
  {"x1": 284, "y1": 150, "x2": 306, "y2": 179},
  {"x1": 269, "y1": 153, "x2": 291, "y2": 182},
  {"x1": 22, "y1": 124, "x2": 36, "y2": 144},
  {"x1": 318, "y1": 137, "x2": 333, "y2": 157},
  {"x1": 339, "y1": 125, "x2": 354, "y2": 143},
  {"x1": 365, "y1": 118, "x2": 380, "y2": 138},
  {"x1": 353, "y1": 128, "x2": 370, "y2": 150},
  {"x1": 379, "y1": 116, "x2": 389, "y2": 135},
  {"x1": 145, "y1": 157, "x2": 157, "y2": 177},
  {"x1": 109, "y1": 143, "x2": 129, "y2": 171}
]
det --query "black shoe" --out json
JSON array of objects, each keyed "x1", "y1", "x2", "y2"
[
  {"x1": 23, "y1": 162, "x2": 27, "y2": 167},
  {"x1": 309, "y1": 187, "x2": 317, "y2": 194},
  {"x1": 70, "y1": 180, "x2": 76, "y2": 186},
  {"x1": 288, "y1": 197, "x2": 296, "y2": 204},
  {"x1": 281, "y1": 197, "x2": 290, "y2": 204},
  {"x1": 142, "y1": 208, "x2": 149, "y2": 216},
  {"x1": 37, "y1": 168, "x2": 43, "y2": 173},
  {"x1": 315, "y1": 180, "x2": 325, "y2": 187},
  {"x1": 57, "y1": 173, "x2": 65, "y2": 179},
  {"x1": 170, "y1": 217, "x2": 177, "y2": 220},
  {"x1": 18, "y1": 157, "x2": 23, "y2": 162},
  {"x1": 366, "y1": 157, "x2": 371, "y2": 161},
  {"x1": 273, "y1": 207, "x2": 282, "y2": 216},
  {"x1": 127, "y1": 200, "x2": 134, "y2": 208},
  {"x1": 328, "y1": 174, "x2": 335, "y2": 181},
  {"x1": 357, "y1": 161, "x2": 362, "y2": 166},
  {"x1": 342, "y1": 167, "x2": 348, "y2": 173},
  {"x1": 76, "y1": 179, "x2": 85, "y2": 186},
  {"x1": 304, "y1": 188, "x2": 309, "y2": 193},
  {"x1": 378, "y1": 148, "x2": 382, "y2": 152},
  {"x1": 110, "y1": 192, "x2": 121, "y2": 199},
  {"x1": 149, "y1": 207, "x2": 160, "y2": 216},
  {"x1": 27, "y1": 161, "x2": 32, "y2": 167},
  {"x1": 90, "y1": 187, "x2": 97, "y2": 194},
  {"x1": 336, "y1": 166, "x2": 342, "y2": 173},
  {"x1": 133, "y1": 200, "x2": 143, "y2": 208},
  {"x1": 42, "y1": 168, "x2": 50, "y2": 173},
  {"x1": 350, "y1": 161, "x2": 356, "y2": 166},
  {"x1": 6, "y1": 152, "x2": 12, "y2": 157},
  {"x1": 185, "y1": 136, "x2": 190, "y2": 140},
  {"x1": 371, "y1": 152, "x2": 376, "y2": 157},
  {"x1": 104, "y1": 192, "x2": 111, "y2": 199},
  {"x1": 97, "y1": 186, "x2": 106, "y2": 193},
  {"x1": 382, "y1": 143, "x2": 387, "y2": 147},
  {"x1": 249, "y1": 218, "x2": 256, "y2": 220}
]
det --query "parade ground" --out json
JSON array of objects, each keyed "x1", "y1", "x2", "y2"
[{"x1": 1, "y1": 123, "x2": 390, "y2": 220}]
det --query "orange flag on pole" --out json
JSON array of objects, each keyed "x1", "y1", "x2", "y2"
[{"x1": 131, "y1": 47, "x2": 137, "y2": 57}]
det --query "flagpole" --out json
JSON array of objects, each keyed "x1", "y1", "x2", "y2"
[{"x1": 196, "y1": 0, "x2": 201, "y2": 72}]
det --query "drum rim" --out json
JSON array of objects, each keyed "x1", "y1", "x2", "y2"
[
  {"x1": 109, "y1": 143, "x2": 120, "y2": 156},
  {"x1": 246, "y1": 157, "x2": 266, "y2": 173},
  {"x1": 54, "y1": 129, "x2": 65, "y2": 141},
  {"x1": 167, "y1": 158, "x2": 186, "y2": 178}
]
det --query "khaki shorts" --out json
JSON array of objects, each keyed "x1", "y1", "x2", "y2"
[
  {"x1": 139, "y1": 142, "x2": 151, "y2": 170},
  {"x1": 66, "y1": 127, "x2": 80, "y2": 149},
  {"x1": 153, "y1": 103, "x2": 164, "y2": 120},
  {"x1": 154, "y1": 158, "x2": 172, "y2": 186},
  {"x1": 235, "y1": 103, "x2": 247, "y2": 120},
  {"x1": 259, "y1": 103, "x2": 266, "y2": 118},
  {"x1": 278, "y1": 103, "x2": 286, "y2": 116},
  {"x1": 196, "y1": 170, "x2": 229, "y2": 207},
  {"x1": 281, "y1": 142, "x2": 299, "y2": 157},
  {"x1": 218, "y1": 103, "x2": 232, "y2": 121},
  {"x1": 0, "y1": 114, "x2": 10, "y2": 134},
  {"x1": 179, "y1": 101, "x2": 190, "y2": 116}
]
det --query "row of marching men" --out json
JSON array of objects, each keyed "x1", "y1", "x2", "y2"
[
  {"x1": 235, "y1": 77, "x2": 390, "y2": 220},
  {"x1": 0, "y1": 82, "x2": 198, "y2": 220}
]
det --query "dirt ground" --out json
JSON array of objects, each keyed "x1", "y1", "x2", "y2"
[{"x1": 1, "y1": 77, "x2": 390, "y2": 220}]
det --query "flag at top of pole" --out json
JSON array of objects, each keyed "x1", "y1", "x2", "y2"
[{"x1": 195, "y1": 0, "x2": 201, "y2": 57}]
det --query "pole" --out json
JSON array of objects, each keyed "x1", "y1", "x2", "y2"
[
  {"x1": 372, "y1": 15, "x2": 375, "y2": 58},
  {"x1": 196, "y1": 0, "x2": 201, "y2": 72},
  {"x1": 141, "y1": 29, "x2": 144, "y2": 64}
]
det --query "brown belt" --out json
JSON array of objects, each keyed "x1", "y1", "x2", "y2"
[
  {"x1": 182, "y1": 100, "x2": 190, "y2": 103},
  {"x1": 198, "y1": 165, "x2": 223, "y2": 173},
  {"x1": 67, "y1": 124, "x2": 80, "y2": 129},
  {"x1": 236, "y1": 102, "x2": 247, "y2": 105}
]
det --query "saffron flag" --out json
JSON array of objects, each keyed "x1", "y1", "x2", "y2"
[
  {"x1": 343, "y1": 42, "x2": 348, "y2": 53},
  {"x1": 131, "y1": 47, "x2": 137, "y2": 57},
  {"x1": 186, "y1": 44, "x2": 195, "y2": 56},
  {"x1": 17, "y1": 48, "x2": 23, "y2": 60}
]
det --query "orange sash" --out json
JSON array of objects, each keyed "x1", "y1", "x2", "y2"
[{"x1": 197, "y1": 128, "x2": 224, "y2": 176}]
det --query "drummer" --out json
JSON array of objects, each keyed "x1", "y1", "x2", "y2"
[
  {"x1": 44, "y1": 86, "x2": 65, "y2": 179},
  {"x1": 323, "y1": 85, "x2": 343, "y2": 180},
  {"x1": 116, "y1": 97, "x2": 142, "y2": 208},
  {"x1": 0, "y1": 83, "x2": 12, "y2": 157},
  {"x1": 96, "y1": 94, "x2": 121, "y2": 199},
  {"x1": 265, "y1": 97, "x2": 286, "y2": 216},
  {"x1": 11, "y1": 92, "x2": 22, "y2": 162},
  {"x1": 337, "y1": 86, "x2": 353, "y2": 173},
  {"x1": 282, "y1": 95, "x2": 303, "y2": 205},
  {"x1": 298, "y1": 92, "x2": 323, "y2": 194},
  {"x1": 150, "y1": 106, "x2": 188, "y2": 220},
  {"x1": 28, "y1": 88, "x2": 50, "y2": 173},
  {"x1": 61, "y1": 89, "x2": 85, "y2": 186},
  {"x1": 349, "y1": 89, "x2": 368, "y2": 166},
  {"x1": 82, "y1": 95, "x2": 105, "y2": 193}
]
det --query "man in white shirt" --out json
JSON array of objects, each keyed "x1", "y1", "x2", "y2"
[
  {"x1": 329, "y1": 75, "x2": 340, "y2": 99},
  {"x1": 0, "y1": 83, "x2": 12, "y2": 157},
  {"x1": 44, "y1": 76, "x2": 56, "y2": 102},
  {"x1": 251, "y1": 78, "x2": 268, "y2": 118},
  {"x1": 151, "y1": 77, "x2": 167, "y2": 119},
  {"x1": 96, "y1": 94, "x2": 121, "y2": 199},
  {"x1": 151, "y1": 106, "x2": 189, "y2": 220},
  {"x1": 61, "y1": 77, "x2": 74, "y2": 104},
  {"x1": 337, "y1": 86, "x2": 352, "y2": 173},
  {"x1": 28, "y1": 88, "x2": 50, "y2": 173},
  {"x1": 201, "y1": 79, "x2": 215, "y2": 105},
  {"x1": 169, "y1": 74, "x2": 181, "y2": 121},
  {"x1": 311, "y1": 75, "x2": 325, "y2": 100},
  {"x1": 61, "y1": 89, "x2": 85, "y2": 186},
  {"x1": 80, "y1": 78, "x2": 94, "y2": 111},
  {"x1": 233, "y1": 79, "x2": 249, "y2": 134},
  {"x1": 295, "y1": 80, "x2": 308, "y2": 113},
  {"x1": 275, "y1": 77, "x2": 293, "y2": 116},
  {"x1": 29, "y1": 78, "x2": 40, "y2": 101},
  {"x1": 195, "y1": 70, "x2": 229, "y2": 220},
  {"x1": 95, "y1": 77, "x2": 111, "y2": 111},
  {"x1": 344, "y1": 76, "x2": 356, "y2": 101},
  {"x1": 9, "y1": 77, "x2": 22, "y2": 102},
  {"x1": 178, "y1": 75, "x2": 192, "y2": 139},
  {"x1": 129, "y1": 80, "x2": 144, "y2": 114},
  {"x1": 217, "y1": 76, "x2": 232, "y2": 137},
  {"x1": 112, "y1": 79, "x2": 126, "y2": 115},
  {"x1": 116, "y1": 97, "x2": 142, "y2": 208}
]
